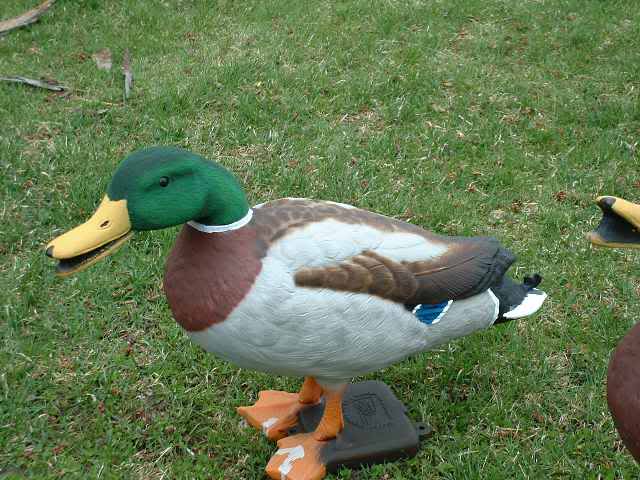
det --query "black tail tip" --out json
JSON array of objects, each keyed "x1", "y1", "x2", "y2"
[{"x1": 523, "y1": 273, "x2": 542, "y2": 289}]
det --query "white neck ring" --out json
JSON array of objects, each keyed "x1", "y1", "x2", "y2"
[{"x1": 187, "y1": 209, "x2": 253, "y2": 233}]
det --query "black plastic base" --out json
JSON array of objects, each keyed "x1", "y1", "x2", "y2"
[{"x1": 290, "y1": 380, "x2": 431, "y2": 473}]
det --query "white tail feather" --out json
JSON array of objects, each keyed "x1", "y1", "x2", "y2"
[{"x1": 503, "y1": 289, "x2": 547, "y2": 319}]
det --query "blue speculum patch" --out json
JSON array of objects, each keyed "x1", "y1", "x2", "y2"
[{"x1": 413, "y1": 300, "x2": 452, "y2": 325}]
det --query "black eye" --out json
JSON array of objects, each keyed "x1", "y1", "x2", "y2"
[{"x1": 159, "y1": 176, "x2": 170, "y2": 187}]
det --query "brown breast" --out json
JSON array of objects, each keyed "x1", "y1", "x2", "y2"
[
  {"x1": 607, "y1": 322, "x2": 640, "y2": 462},
  {"x1": 163, "y1": 225, "x2": 263, "y2": 332}
]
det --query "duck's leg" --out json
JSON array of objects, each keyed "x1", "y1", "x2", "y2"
[
  {"x1": 237, "y1": 377, "x2": 323, "y2": 441},
  {"x1": 311, "y1": 385, "x2": 345, "y2": 440},
  {"x1": 266, "y1": 383, "x2": 347, "y2": 480},
  {"x1": 299, "y1": 376, "x2": 323, "y2": 404}
]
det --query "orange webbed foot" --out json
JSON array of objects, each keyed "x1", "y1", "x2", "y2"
[
  {"x1": 238, "y1": 378, "x2": 323, "y2": 441},
  {"x1": 265, "y1": 433, "x2": 327, "y2": 480},
  {"x1": 237, "y1": 390, "x2": 305, "y2": 440}
]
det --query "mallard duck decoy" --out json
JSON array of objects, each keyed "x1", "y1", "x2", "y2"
[
  {"x1": 46, "y1": 146, "x2": 547, "y2": 480},
  {"x1": 589, "y1": 195, "x2": 640, "y2": 462}
]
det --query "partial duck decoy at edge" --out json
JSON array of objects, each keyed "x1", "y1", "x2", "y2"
[
  {"x1": 589, "y1": 195, "x2": 640, "y2": 462},
  {"x1": 46, "y1": 146, "x2": 547, "y2": 480}
]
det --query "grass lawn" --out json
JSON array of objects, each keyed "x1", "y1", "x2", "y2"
[{"x1": 2, "y1": 0, "x2": 640, "y2": 478}]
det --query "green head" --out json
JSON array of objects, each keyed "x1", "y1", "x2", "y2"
[
  {"x1": 46, "y1": 146, "x2": 249, "y2": 276},
  {"x1": 109, "y1": 146, "x2": 249, "y2": 229}
]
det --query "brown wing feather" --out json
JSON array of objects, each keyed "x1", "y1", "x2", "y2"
[
  {"x1": 404, "y1": 237, "x2": 515, "y2": 304},
  {"x1": 294, "y1": 238, "x2": 515, "y2": 306},
  {"x1": 294, "y1": 251, "x2": 418, "y2": 303}
]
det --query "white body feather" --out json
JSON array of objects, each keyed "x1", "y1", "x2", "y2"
[{"x1": 187, "y1": 216, "x2": 501, "y2": 384}]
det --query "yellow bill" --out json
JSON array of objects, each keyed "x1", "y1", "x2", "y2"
[{"x1": 46, "y1": 195, "x2": 133, "y2": 276}]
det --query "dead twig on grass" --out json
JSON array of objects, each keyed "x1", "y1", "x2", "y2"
[
  {"x1": 0, "y1": 0, "x2": 56, "y2": 36},
  {"x1": 0, "y1": 76, "x2": 66, "y2": 91},
  {"x1": 122, "y1": 49, "x2": 133, "y2": 100}
]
